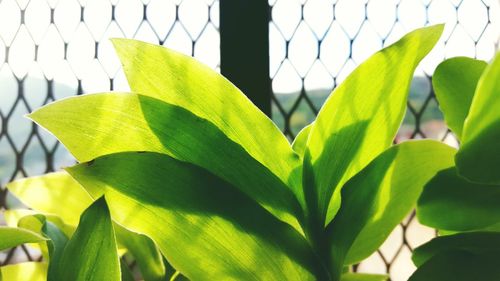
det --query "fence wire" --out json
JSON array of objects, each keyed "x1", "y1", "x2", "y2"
[{"x1": 0, "y1": 0, "x2": 498, "y2": 280}]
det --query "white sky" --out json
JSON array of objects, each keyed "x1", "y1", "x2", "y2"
[{"x1": 0, "y1": 0, "x2": 498, "y2": 96}]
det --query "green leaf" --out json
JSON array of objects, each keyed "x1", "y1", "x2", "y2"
[
  {"x1": 7, "y1": 171, "x2": 93, "y2": 226},
  {"x1": 29, "y1": 93, "x2": 302, "y2": 231},
  {"x1": 326, "y1": 140, "x2": 455, "y2": 278},
  {"x1": 302, "y1": 24, "x2": 444, "y2": 230},
  {"x1": 456, "y1": 53, "x2": 500, "y2": 184},
  {"x1": 115, "y1": 225, "x2": 167, "y2": 281},
  {"x1": 54, "y1": 197, "x2": 120, "y2": 281},
  {"x1": 409, "y1": 250, "x2": 500, "y2": 281},
  {"x1": 432, "y1": 57, "x2": 487, "y2": 139},
  {"x1": 112, "y1": 38, "x2": 303, "y2": 202},
  {"x1": 8, "y1": 172, "x2": 168, "y2": 280},
  {"x1": 412, "y1": 232, "x2": 500, "y2": 267},
  {"x1": 417, "y1": 167, "x2": 500, "y2": 231},
  {"x1": 67, "y1": 152, "x2": 329, "y2": 281},
  {"x1": 0, "y1": 262, "x2": 47, "y2": 281},
  {"x1": 340, "y1": 273, "x2": 388, "y2": 281},
  {"x1": 0, "y1": 226, "x2": 47, "y2": 251},
  {"x1": 292, "y1": 123, "x2": 312, "y2": 157}
]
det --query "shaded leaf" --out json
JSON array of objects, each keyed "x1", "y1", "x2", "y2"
[
  {"x1": 341, "y1": 273, "x2": 388, "y2": 281},
  {"x1": 457, "y1": 53, "x2": 500, "y2": 184},
  {"x1": 0, "y1": 262, "x2": 47, "y2": 281},
  {"x1": 67, "y1": 152, "x2": 329, "y2": 281},
  {"x1": 417, "y1": 167, "x2": 500, "y2": 231},
  {"x1": 29, "y1": 93, "x2": 302, "y2": 231},
  {"x1": 433, "y1": 57, "x2": 487, "y2": 139},
  {"x1": 412, "y1": 232, "x2": 500, "y2": 267},
  {"x1": 120, "y1": 259, "x2": 136, "y2": 281},
  {"x1": 112, "y1": 38, "x2": 303, "y2": 203},
  {"x1": 303, "y1": 24, "x2": 444, "y2": 230},
  {"x1": 327, "y1": 140, "x2": 455, "y2": 278},
  {"x1": 115, "y1": 225, "x2": 167, "y2": 281},
  {"x1": 409, "y1": 250, "x2": 500, "y2": 281},
  {"x1": 54, "y1": 197, "x2": 120, "y2": 281},
  {"x1": 0, "y1": 227, "x2": 46, "y2": 251}
]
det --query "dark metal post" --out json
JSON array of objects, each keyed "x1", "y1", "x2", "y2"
[{"x1": 220, "y1": 0, "x2": 271, "y2": 116}]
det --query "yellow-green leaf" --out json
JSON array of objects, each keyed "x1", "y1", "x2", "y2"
[
  {"x1": 303, "y1": 24, "x2": 444, "y2": 231},
  {"x1": 112, "y1": 38, "x2": 303, "y2": 203},
  {"x1": 67, "y1": 152, "x2": 329, "y2": 281},
  {"x1": 0, "y1": 262, "x2": 47, "y2": 281},
  {"x1": 327, "y1": 140, "x2": 455, "y2": 279},
  {"x1": 0, "y1": 227, "x2": 47, "y2": 251}
]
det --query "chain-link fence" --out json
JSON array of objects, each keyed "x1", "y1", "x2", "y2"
[{"x1": 0, "y1": 0, "x2": 499, "y2": 280}]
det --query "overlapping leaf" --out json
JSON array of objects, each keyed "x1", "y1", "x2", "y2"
[
  {"x1": 327, "y1": 141, "x2": 455, "y2": 279},
  {"x1": 0, "y1": 262, "x2": 47, "y2": 281},
  {"x1": 29, "y1": 93, "x2": 302, "y2": 231},
  {"x1": 112, "y1": 38, "x2": 303, "y2": 202},
  {"x1": 302, "y1": 24, "x2": 444, "y2": 231},
  {"x1": 53, "y1": 197, "x2": 120, "y2": 281},
  {"x1": 67, "y1": 152, "x2": 329, "y2": 281},
  {"x1": 417, "y1": 167, "x2": 500, "y2": 231},
  {"x1": 432, "y1": 57, "x2": 487, "y2": 139},
  {"x1": 456, "y1": 53, "x2": 500, "y2": 184},
  {"x1": 0, "y1": 227, "x2": 46, "y2": 251}
]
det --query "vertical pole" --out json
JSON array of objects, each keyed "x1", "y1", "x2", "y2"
[{"x1": 220, "y1": 0, "x2": 271, "y2": 116}]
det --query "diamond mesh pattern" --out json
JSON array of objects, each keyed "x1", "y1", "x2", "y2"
[
  {"x1": 0, "y1": 0, "x2": 499, "y2": 280},
  {"x1": 270, "y1": 0, "x2": 499, "y2": 280}
]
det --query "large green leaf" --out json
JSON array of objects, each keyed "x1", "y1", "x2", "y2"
[
  {"x1": 29, "y1": 93, "x2": 302, "y2": 231},
  {"x1": 54, "y1": 197, "x2": 120, "y2": 281},
  {"x1": 432, "y1": 57, "x2": 487, "y2": 139},
  {"x1": 409, "y1": 250, "x2": 500, "y2": 281},
  {"x1": 417, "y1": 167, "x2": 500, "y2": 231},
  {"x1": 456, "y1": 53, "x2": 500, "y2": 184},
  {"x1": 67, "y1": 152, "x2": 329, "y2": 281},
  {"x1": 0, "y1": 262, "x2": 47, "y2": 281},
  {"x1": 326, "y1": 140, "x2": 455, "y2": 279},
  {"x1": 340, "y1": 273, "x2": 388, "y2": 281},
  {"x1": 0, "y1": 227, "x2": 47, "y2": 251},
  {"x1": 302, "y1": 25, "x2": 444, "y2": 230},
  {"x1": 7, "y1": 171, "x2": 93, "y2": 226},
  {"x1": 112, "y1": 38, "x2": 303, "y2": 202},
  {"x1": 412, "y1": 232, "x2": 500, "y2": 267}
]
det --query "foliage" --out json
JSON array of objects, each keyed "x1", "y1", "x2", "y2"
[
  {"x1": 0, "y1": 25, "x2": 451, "y2": 281},
  {"x1": 412, "y1": 54, "x2": 500, "y2": 280}
]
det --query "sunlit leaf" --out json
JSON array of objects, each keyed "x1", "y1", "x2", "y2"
[
  {"x1": 292, "y1": 123, "x2": 312, "y2": 157},
  {"x1": 417, "y1": 167, "x2": 500, "y2": 231},
  {"x1": 0, "y1": 262, "x2": 47, "y2": 281},
  {"x1": 457, "y1": 53, "x2": 500, "y2": 184},
  {"x1": 7, "y1": 171, "x2": 93, "y2": 226},
  {"x1": 302, "y1": 24, "x2": 444, "y2": 232},
  {"x1": 432, "y1": 57, "x2": 487, "y2": 139},
  {"x1": 0, "y1": 226, "x2": 47, "y2": 251},
  {"x1": 327, "y1": 141, "x2": 455, "y2": 278},
  {"x1": 412, "y1": 232, "x2": 500, "y2": 267},
  {"x1": 53, "y1": 197, "x2": 120, "y2": 281},
  {"x1": 29, "y1": 93, "x2": 302, "y2": 231},
  {"x1": 67, "y1": 152, "x2": 329, "y2": 281},
  {"x1": 112, "y1": 38, "x2": 304, "y2": 203}
]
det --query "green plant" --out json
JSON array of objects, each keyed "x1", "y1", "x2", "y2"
[
  {"x1": 411, "y1": 54, "x2": 500, "y2": 280},
  {"x1": 1, "y1": 25, "x2": 453, "y2": 281}
]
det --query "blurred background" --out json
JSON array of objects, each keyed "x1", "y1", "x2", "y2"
[{"x1": 0, "y1": 0, "x2": 499, "y2": 280}]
